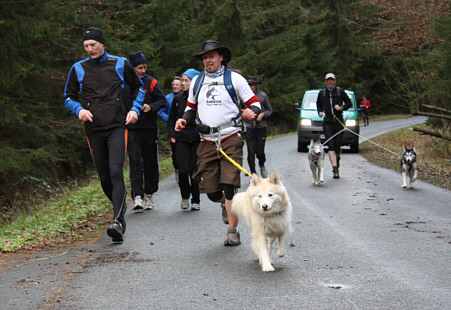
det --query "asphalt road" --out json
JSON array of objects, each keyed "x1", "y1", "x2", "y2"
[{"x1": 1, "y1": 116, "x2": 450, "y2": 310}]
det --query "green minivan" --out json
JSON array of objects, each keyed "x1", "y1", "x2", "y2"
[{"x1": 294, "y1": 89, "x2": 359, "y2": 153}]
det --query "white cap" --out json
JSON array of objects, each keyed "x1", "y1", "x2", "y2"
[{"x1": 325, "y1": 73, "x2": 336, "y2": 80}]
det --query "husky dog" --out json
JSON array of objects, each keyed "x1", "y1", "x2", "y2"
[
  {"x1": 231, "y1": 171, "x2": 293, "y2": 272},
  {"x1": 401, "y1": 146, "x2": 418, "y2": 188},
  {"x1": 308, "y1": 139, "x2": 325, "y2": 185}
]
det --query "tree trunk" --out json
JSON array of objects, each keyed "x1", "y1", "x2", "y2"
[
  {"x1": 414, "y1": 111, "x2": 451, "y2": 121},
  {"x1": 422, "y1": 104, "x2": 451, "y2": 115},
  {"x1": 412, "y1": 127, "x2": 451, "y2": 141}
]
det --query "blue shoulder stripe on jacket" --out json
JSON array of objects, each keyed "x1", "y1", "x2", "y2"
[
  {"x1": 112, "y1": 56, "x2": 125, "y2": 88},
  {"x1": 63, "y1": 58, "x2": 90, "y2": 117}
]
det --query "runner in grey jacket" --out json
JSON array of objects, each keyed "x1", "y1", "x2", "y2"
[{"x1": 243, "y1": 76, "x2": 273, "y2": 177}]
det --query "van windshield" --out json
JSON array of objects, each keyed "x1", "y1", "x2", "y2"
[
  {"x1": 303, "y1": 91, "x2": 356, "y2": 110},
  {"x1": 302, "y1": 93, "x2": 318, "y2": 110}
]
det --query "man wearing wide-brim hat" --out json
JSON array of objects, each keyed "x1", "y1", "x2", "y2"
[
  {"x1": 193, "y1": 40, "x2": 232, "y2": 66},
  {"x1": 175, "y1": 40, "x2": 262, "y2": 246}
]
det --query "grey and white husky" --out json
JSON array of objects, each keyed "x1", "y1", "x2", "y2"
[
  {"x1": 308, "y1": 139, "x2": 325, "y2": 185},
  {"x1": 401, "y1": 146, "x2": 418, "y2": 188}
]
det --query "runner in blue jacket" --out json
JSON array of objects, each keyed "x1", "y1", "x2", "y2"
[{"x1": 63, "y1": 27, "x2": 144, "y2": 243}]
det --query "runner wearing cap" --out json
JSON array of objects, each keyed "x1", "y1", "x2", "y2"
[{"x1": 316, "y1": 73, "x2": 352, "y2": 179}]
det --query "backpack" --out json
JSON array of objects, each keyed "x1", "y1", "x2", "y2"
[{"x1": 192, "y1": 67, "x2": 239, "y2": 106}]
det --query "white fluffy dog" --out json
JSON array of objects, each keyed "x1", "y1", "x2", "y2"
[{"x1": 232, "y1": 171, "x2": 293, "y2": 272}]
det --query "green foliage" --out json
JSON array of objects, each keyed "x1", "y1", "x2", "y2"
[{"x1": 429, "y1": 12, "x2": 451, "y2": 104}]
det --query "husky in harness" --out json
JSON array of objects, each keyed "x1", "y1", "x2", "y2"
[
  {"x1": 308, "y1": 139, "x2": 325, "y2": 185},
  {"x1": 401, "y1": 146, "x2": 418, "y2": 188}
]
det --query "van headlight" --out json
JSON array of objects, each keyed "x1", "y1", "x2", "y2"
[
  {"x1": 345, "y1": 119, "x2": 358, "y2": 127},
  {"x1": 300, "y1": 119, "x2": 312, "y2": 126}
]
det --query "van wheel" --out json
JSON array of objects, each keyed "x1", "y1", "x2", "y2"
[
  {"x1": 298, "y1": 142, "x2": 308, "y2": 152},
  {"x1": 350, "y1": 143, "x2": 359, "y2": 153}
]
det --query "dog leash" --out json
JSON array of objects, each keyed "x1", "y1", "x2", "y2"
[
  {"x1": 213, "y1": 130, "x2": 253, "y2": 177},
  {"x1": 321, "y1": 127, "x2": 347, "y2": 146},
  {"x1": 219, "y1": 148, "x2": 253, "y2": 177},
  {"x1": 325, "y1": 115, "x2": 401, "y2": 157}
]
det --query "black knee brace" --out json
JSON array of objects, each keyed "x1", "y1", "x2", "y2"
[
  {"x1": 207, "y1": 191, "x2": 223, "y2": 202},
  {"x1": 223, "y1": 184, "x2": 236, "y2": 200},
  {"x1": 206, "y1": 185, "x2": 237, "y2": 202}
]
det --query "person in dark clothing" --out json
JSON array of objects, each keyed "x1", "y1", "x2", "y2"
[
  {"x1": 63, "y1": 27, "x2": 144, "y2": 243},
  {"x1": 160, "y1": 76, "x2": 183, "y2": 183},
  {"x1": 168, "y1": 68, "x2": 201, "y2": 210},
  {"x1": 316, "y1": 73, "x2": 352, "y2": 179},
  {"x1": 125, "y1": 51, "x2": 167, "y2": 212},
  {"x1": 244, "y1": 76, "x2": 273, "y2": 178}
]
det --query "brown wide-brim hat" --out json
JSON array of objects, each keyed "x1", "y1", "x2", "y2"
[
  {"x1": 193, "y1": 40, "x2": 232, "y2": 65},
  {"x1": 246, "y1": 76, "x2": 262, "y2": 85}
]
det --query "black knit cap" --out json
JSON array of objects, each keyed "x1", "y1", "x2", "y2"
[
  {"x1": 129, "y1": 51, "x2": 147, "y2": 68},
  {"x1": 82, "y1": 27, "x2": 105, "y2": 44}
]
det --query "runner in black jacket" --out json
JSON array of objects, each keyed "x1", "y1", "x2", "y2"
[
  {"x1": 125, "y1": 51, "x2": 167, "y2": 212},
  {"x1": 168, "y1": 68, "x2": 201, "y2": 211},
  {"x1": 63, "y1": 27, "x2": 144, "y2": 243},
  {"x1": 316, "y1": 73, "x2": 352, "y2": 179}
]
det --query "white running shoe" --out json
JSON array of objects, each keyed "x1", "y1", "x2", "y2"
[
  {"x1": 133, "y1": 195, "x2": 144, "y2": 212},
  {"x1": 180, "y1": 199, "x2": 189, "y2": 209},
  {"x1": 191, "y1": 203, "x2": 200, "y2": 211},
  {"x1": 144, "y1": 194, "x2": 154, "y2": 210}
]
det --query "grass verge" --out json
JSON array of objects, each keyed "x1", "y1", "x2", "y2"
[
  {"x1": 0, "y1": 179, "x2": 111, "y2": 252},
  {"x1": 0, "y1": 158, "x2": 175, "y2": 253}
]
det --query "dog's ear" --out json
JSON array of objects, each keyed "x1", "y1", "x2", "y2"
[
  {"x1": 310, "y1": 139, "x2": 314, "y2": 147},
  {"x1": 412, "y1": 145, "x2": 416, "y2": 152},
  {"x1": 404, "y1": 146, "x2": 407, "y2": 151},
  {"x1": 251, "y1": 173, "x2": 260, "y2": 186},
  {"x1": 269, "y1": 171, "x2": 280, "y2": 185}
]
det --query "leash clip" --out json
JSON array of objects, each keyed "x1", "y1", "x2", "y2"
[{"x1": 232, "y1": 115, "x2": 243, "y2": 127}]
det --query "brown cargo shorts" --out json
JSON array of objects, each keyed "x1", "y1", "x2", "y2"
[{"x1": 192, "y1": 133, "x2": 244, "y2": 193}]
